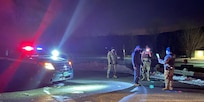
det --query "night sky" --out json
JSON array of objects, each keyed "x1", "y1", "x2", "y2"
[{"x1": 0, "y1": 0, "x2": 204, "y2": 47}]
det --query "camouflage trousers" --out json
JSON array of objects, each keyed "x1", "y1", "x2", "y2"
[
  {"x1": 141, "y1": 58, "x2": 151, "y2": 81},
  {"x1": 164, "y1": 69, "x2": 174, "y2": 89},
  {"x1": 107, "y1": 64, "x2": 117, "y2": 77}
]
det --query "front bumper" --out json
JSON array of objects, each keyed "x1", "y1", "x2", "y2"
[{"x1": 50, "y1": 69, "x2": 74, "y2": 82}]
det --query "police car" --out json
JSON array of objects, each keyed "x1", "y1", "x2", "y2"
[{"x1": 0, "y1": 43, "x2": 73, "y2": 92}]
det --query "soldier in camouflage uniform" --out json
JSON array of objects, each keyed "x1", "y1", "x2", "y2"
[
  {"x1": 141, "y1": 45, "x2": 152, "y2": 81},
  {"x1": 107, "y1": 48, "x2": 118, "y2": 78},
  {"x1": 157, "y1": 47, "x2": 175, "y2": 90}
]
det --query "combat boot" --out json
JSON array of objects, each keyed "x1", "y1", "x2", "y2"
[
  {"x1": 106, "y1": 74, "x2": 109, "y2": 78},
  {"x1": 162, "y1": 88, "x2": 169, "y2": 90},
  {"x1": 113, "y1": 75, "x2": 117, "y2": 78}
]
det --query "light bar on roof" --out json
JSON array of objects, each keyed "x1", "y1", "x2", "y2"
[
  {"x1": 22, "y1": 46, "x2": 34, "y2": 51},
  {"x1": 36, "y1": 47, "x2": 43, "y2": 51}
]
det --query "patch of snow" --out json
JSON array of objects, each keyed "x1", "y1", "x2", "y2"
[
  {"x1": 52, "y1": 95, "x2": 73, "y2": 102},
  {"x1": 151, "y1": 72, "x2": 204, "y2": 86},
  {"x1": 43, "y1": 87, "x2": 51, "y2": 95}
]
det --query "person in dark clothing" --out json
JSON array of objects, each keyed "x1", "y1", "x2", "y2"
[{"x1": 132, "y1": 45, "x2": 142, "y2": 86}]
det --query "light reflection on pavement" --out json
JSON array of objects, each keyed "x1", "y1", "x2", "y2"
[
  {"x1": 1, "y1": 79, "x2": 204, "y2": 102},
  {"x1": 119, "y1": 86, "x2": 204, "y2": 102},
  {"x1": 0, "y1": 80, "x2": 133, "y2": 102},
  {"x1": 75, "y1": 86, "x2": 204, "y2": 102}
]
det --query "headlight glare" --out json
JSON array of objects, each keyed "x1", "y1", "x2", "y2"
[{"x1": 44, "y1": 62, "x2": 55, "y2": 70}]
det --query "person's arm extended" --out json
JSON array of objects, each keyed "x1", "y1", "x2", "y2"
[
  {"x1": 158, "y1": 56, "x2": 170, "y2": 65},
  {"x1": 158, "y1": 58, "x2": 165, "y2": 64}
]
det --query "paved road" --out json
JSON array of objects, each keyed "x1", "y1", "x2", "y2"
[
  {"x1": 73, "y1": 69, "x2": 204, "y2": 102},
  {"x1": 0, "y1": 60, "x2": 204, "y2": 102},
  {"x1": 71, "y1": 61, "x2": 204, "y2": 102}
]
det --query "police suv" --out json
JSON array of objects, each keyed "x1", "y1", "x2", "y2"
[{"x1": 0, "y1": 43, "x2": 73, "y2": 92}]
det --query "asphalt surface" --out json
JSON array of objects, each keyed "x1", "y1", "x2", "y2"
[
  {"x1": 73, "y1": 70, "x2": 204, "y2": 102},
  {"x1": 0, "y1": 58, "x2": 204, "y2": 102}
]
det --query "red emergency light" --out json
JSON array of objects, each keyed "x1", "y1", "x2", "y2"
[
  {"x1": 20, "y1": 45, "x2": 35, "y2": 55},
  {"x1": 22, "y1": 46, "x2": 34, "y2": 51},
  {"x1": 19, "y1": 41, "x2": 43, "y2": 55}
]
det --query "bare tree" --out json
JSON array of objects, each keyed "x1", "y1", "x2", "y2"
[{"x1": 182, "y1": 25, "x2": 204, "y2": 58}]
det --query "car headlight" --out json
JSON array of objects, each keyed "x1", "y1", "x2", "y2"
[
  {"x1": 44, "y1": 62, "x2": 55, "y2": 70},
  {"x1": 51, "y1": 50, "x2": 59, "y2": 57}
]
